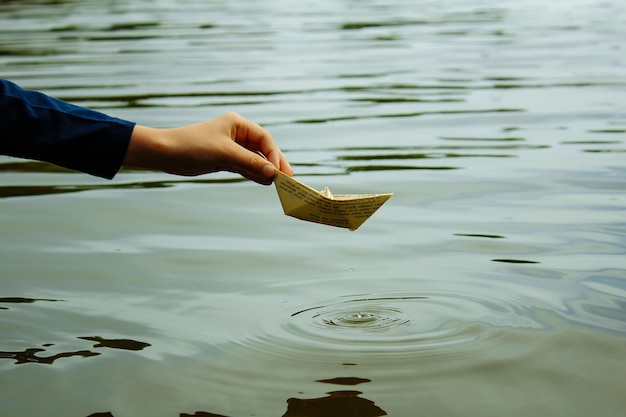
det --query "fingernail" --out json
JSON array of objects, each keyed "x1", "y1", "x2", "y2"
[{"x1": 262, "y1": 164, "x2": 275, "y2": 178}]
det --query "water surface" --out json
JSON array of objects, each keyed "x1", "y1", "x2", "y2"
[{"x1": 1, "y1": 1, "x2": 625, "y2": 416}]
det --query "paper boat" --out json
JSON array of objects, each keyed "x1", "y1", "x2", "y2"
[{"x1": 273, "y1": 170, "x2": 393, "y2": 231}]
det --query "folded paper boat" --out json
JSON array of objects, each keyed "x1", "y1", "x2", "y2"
[{"x1": 273, "y1": 170, "x2": 393, "y2": 231}]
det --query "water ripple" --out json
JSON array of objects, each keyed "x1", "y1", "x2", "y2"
[
  {"x1": 292, "y1": 296, "x2": 422, "y2": 332},
  {"x1": 236, "y1": 289, "x2": 550, "y2": 366}
]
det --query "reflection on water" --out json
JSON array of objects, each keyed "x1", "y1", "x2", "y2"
[
  {"x1": 282, "y1": 376, "x2": 386, "y2": 417},
  {"x1": 78, "y1": 336, "x2": 151, "y2": 351},
  {"x1": 0, "y1": 346, "x2": 100, "y2": 365},
  {"x1": 0, "y1": 336, "x2": 150, "y2": 365},
  {"x1": 492, "y1": 258, "x2": 540, "y2": 264},
  {"x1": 86, "y1": 377, "x2": 387, "y2": 417},
  {"x1": 283, "y1": 390, "x2": 386, "y2": 417},
  {"x1": 292, "y1": 107, "x2": 524, "y2": 124},
  {"x1": 179, "y1": 412, "x2": 229, "y2": 417},
  {"x1": 0, "y1": 296, "x2": 62, "y2": 309},
  {"x1": 0, "y1": 298, "x2": 150, "y2": 364},
  {"x1": 454, "y1": 233, "x2": 505, "y2": 239},
  {"x1": 1, "y1": 0, "x2": 626, "y2": 416}
]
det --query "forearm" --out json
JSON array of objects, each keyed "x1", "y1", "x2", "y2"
[{"x1": 123, "y1": 124, "x2": 224, "y2": 176}]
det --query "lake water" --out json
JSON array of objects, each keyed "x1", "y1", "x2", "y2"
[{"x1": 1, "y1": 0, "x2": 625, "y2": 416}]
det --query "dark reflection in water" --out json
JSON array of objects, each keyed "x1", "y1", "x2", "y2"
[
  {"x1": 333, "y1": 144, "x2": 546, "y2": 151},
  {"x1": 315, "y1": 377, "x2": 371, "y2": 386},
  {"x1": 283, "y1": 376, "x2": 385, "y2": 416},
  {"x1": 0, "y1": 347, "x2": 100, "y2": 365},
  {"x1": 455, "y1": 233, "x2": 506, "y2": 239},
  {"x1": 0, "y1": 184, "x2": 117, "y2": 199},
  {"x1": 338, "y1": 152, "x2": 514, "y2": 160},
  {"x1": 351, "y1": 96, "x2": 462, "y2": 103},
  {"x1": 86, "y1": 377, "x2": 386, "y2": 417},
  {"x1": 0, "y1": 296, "x2": 62, "y2": 309},
  {"x1": 0, "y1": 296, "x2": 62, "y2": 304},
  {"x1": 78, "y1": 336, "x2": 151, "y2": 351},
  {"x1": 329, "y1": 142, "x2": 547, "y2": 173},
  {"x1": 563, "y1": 140, "x2": 623, "y2": 145},
  {"x1": 285, "y1": 377, "x2": 385, "y2": 417},
  {"x1": 587, "y1": 129, "x2": 626, "y2": 134},
  {"x1": 346, "y1": 165, "x2": 459, "y2": 172},
  {"x1": 55, "y1": 89, "x2": 288, "y2": 106},
  {"x1": 439, "y1": 136, "x2": 525, "y2": 142},
  {"x1": 0, "y1": 182, "x2": 173, "y2": 199},
  {"x1": 340, "y1": 13, "x2": 505, "y2": 30},
  {"x1": 492, "y1": 258, "x2": 540, "y2": 264},
  {"x1": 0, "y1": 336, "x2": 150, "y2": 365},
  {"x1": 293, "y1": 107, "x2": 523, "y2": 124},
  {"x1": 87, "y1": 396, "x2": 389, "y2": 417},
  {"x1": 0, "y1": 177, "x2": 245, "y2": 198},
  {"x1": 0, "y1": 161, "x2": 74, "y2": 173},
  {"x1": 583, "y1": 148, "x2": 626, "y2": 154},
  {"x1": 282, "y1": 390, "x2": 386, "y2": 417}
]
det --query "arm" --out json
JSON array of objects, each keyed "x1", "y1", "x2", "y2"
[
  {"x1": 124, "y1": 112, "x2": 292, "y2": 185},
  {"x1": 1, "y1": 79, "x2": 292, "y2": 183}
]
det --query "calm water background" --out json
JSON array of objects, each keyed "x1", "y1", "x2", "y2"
[{"x1": 1, "y1": 0, "x2": 625, "y2": 416}]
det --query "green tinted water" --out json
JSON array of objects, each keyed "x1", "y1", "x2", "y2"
[{"x1": 1, "y1": 1, "x2": 625, "y2": 416}]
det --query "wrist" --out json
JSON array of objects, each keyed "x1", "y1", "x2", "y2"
[{"x1": 123, "y1": 125, "x2": 168, "y2": 171}]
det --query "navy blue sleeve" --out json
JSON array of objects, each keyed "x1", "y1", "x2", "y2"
[{"x1": 0, "y1": 78, "x2": 135, "y2": 179}]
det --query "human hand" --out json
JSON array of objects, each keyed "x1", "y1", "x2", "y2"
[{"x1": 123, "y1": 112, "x2": 292, "y2": 185}]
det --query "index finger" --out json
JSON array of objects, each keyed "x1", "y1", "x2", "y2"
[{"x1": 232, "y1": 114, "x2": 293, "y2": 175}]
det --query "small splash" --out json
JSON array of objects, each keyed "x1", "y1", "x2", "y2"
[{"x1": 318, "y1": 306, "x2": 410, "y2": 331}]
